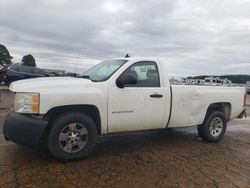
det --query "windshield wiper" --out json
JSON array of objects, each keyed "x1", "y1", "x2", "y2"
[
  {"x1": 80, "y1": 75, "x2": 90, "y2": 79},
  {"x1": 79, "y1": 75, "x2": 96, "y2": 82}
]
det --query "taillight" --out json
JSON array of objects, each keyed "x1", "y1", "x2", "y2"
[{"x1": 244, "y1": 94, "x2": 247, "y2": 107}]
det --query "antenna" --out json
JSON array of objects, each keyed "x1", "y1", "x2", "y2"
[
  {"x1": 75, "y1": 50, "x2": 81, "y2": 76},
  {"x1": 125, "y1": 54, "x2": 130, "y2": 58}
]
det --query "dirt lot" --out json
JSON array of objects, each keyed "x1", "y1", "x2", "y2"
[{"x1": 0, "y1": 88, "x2": 250, "y2": 188}]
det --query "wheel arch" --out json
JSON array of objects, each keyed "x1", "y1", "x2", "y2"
[
  {"x1": 206, "y1": 102, "x2": 231, "y2": 121},
  {"x1": 45, "y1": 104, "x2": 101, "y2": 135}
]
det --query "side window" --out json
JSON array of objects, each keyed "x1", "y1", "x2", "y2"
[
  {"x1": 30, "y1": 68, "x2": 35, "y2": 73},
  {"x1": 10, "y1": 66, "x2": 19, "y2": 71},
  {"x1": 33, "y1": 68, "x2": 43, "y2": 74},
  {"x1": 122, "y1": 61, "x2": 160, "y2": 87},
  {"x1": 20, "y1": 66, "x2": 30, "y2": 73}
]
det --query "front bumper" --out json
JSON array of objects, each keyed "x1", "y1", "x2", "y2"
[{"x1": 3, "y1": 112, "x2": 48, "y2": 147}]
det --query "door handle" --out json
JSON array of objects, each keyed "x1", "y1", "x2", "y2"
[{"x1": 150, "y1": 94, "x2": 163, "y2": 98}]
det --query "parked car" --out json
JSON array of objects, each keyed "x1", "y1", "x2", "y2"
[
  {"x1": 3, "y1": 57, "x2": 247, "y2": 161},
  {"x1": 246, "y1": 86, "x2": 250, "y2": 94},
  {"x1": 0, "y1": 64, "x2": 49, "y2": 86},
  {"x1": 0, "y1": 65, "x2": 9, "y2": 83}
]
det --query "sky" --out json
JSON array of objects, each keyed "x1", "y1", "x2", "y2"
[{"x1": 1, "y1": 0, "x2": 250, "y2": 76}]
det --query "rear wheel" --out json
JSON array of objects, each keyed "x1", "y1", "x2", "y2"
[
  {"x1": 47, "y1": 112, "x2": 97, "y2": 161},
  {"x1": 198, "y1": 110, "x2": 227, "y2": 142}
]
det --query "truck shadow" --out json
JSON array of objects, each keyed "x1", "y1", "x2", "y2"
[
  {"x1": 2, "y1": 127, "x2": 200, "y2": 163},
  {"x1": 93, "y1": 127, "x2": 200, "y2": 157}
]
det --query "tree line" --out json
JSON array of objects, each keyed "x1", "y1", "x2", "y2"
[
  {"x1": 187, "y1": 75, "x2": 250, "y2": 84},
  {"x1": 0, "y1": 44, "x2": 36, "y2": 67}
]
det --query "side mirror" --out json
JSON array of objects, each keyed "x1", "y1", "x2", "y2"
[{"x1": 116, "y1": 74, "x2": 137, "y2": 88}]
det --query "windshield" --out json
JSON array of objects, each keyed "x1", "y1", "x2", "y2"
[{"x1": 82, "y1": 59, "x2": 128, "y2": 82}]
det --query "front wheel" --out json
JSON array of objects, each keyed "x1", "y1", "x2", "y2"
[
  {"x1": 198, "y1": 110, "x2": 227, "y2": 142},
  {"x1": 47, "y1": 112, "x2": 97, "y2": 161}
]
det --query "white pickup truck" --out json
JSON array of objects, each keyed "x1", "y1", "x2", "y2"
[{"x1": 3, "y1": 57, "x2": 247, "y2": 161}]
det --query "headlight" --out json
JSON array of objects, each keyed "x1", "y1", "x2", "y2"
[{"x1": 14, "y1": 93, "x2": 40, "y2": 114}]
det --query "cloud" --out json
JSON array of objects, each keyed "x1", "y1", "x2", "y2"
[{"x1": 0, "y1": 0, "x2": 250, "y2": 75}]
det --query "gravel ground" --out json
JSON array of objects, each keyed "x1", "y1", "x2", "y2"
[{"x1": 0, "y1": 89, "x2": 250, "y2": 188}]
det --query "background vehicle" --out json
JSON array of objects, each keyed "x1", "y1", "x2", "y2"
[
  {"x1": 0, "y1": 65, "x2": 9, "y2": 84},
  {"x1": 3, "y1": 58, "x2": 247, "y2": 161},
  {"x1": 246, "y1": 86, "x2": 250, "y2": 94},
  {"x1": 0, "y1": 64, "x2": 49, "y2": 86}
]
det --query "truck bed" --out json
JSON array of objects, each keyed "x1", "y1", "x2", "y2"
[{"x1": 168, "y1": 85, "x2": 245, "y2": 128}]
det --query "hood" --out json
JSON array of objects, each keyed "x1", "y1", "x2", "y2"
[{"x1": 9, "y1": 77, "x2": 93, "y2": 93}]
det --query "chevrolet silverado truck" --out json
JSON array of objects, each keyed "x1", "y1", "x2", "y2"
[{"x1": 3, "y1": 58, "x2": 247, "y2": 161}]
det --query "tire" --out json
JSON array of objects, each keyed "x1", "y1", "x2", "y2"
[
  {"x1": 47, "y1": 112, "x2": 97, "y2": 161},
  {"x1": 197, "y1": 110, "x2": 227, "y2": 143}
]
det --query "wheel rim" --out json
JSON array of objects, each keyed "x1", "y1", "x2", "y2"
[
  {"x1": 209, "y1": 117, "x2": 223, "y2": 137},
  {"x1": 58, "y1": 123, "x2": 88, "y2": 153}
]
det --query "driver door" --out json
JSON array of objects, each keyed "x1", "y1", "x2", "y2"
[{"x1": 107, "y1": 61, "x2": 166, "y2": 133}]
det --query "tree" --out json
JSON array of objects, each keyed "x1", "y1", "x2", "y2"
[
  {"x1": 0, "y1": 44, "x2": 12, "y2": 65},
  {"x1": 22, "y1": 54, "x2": 36, "y2": 67}
]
